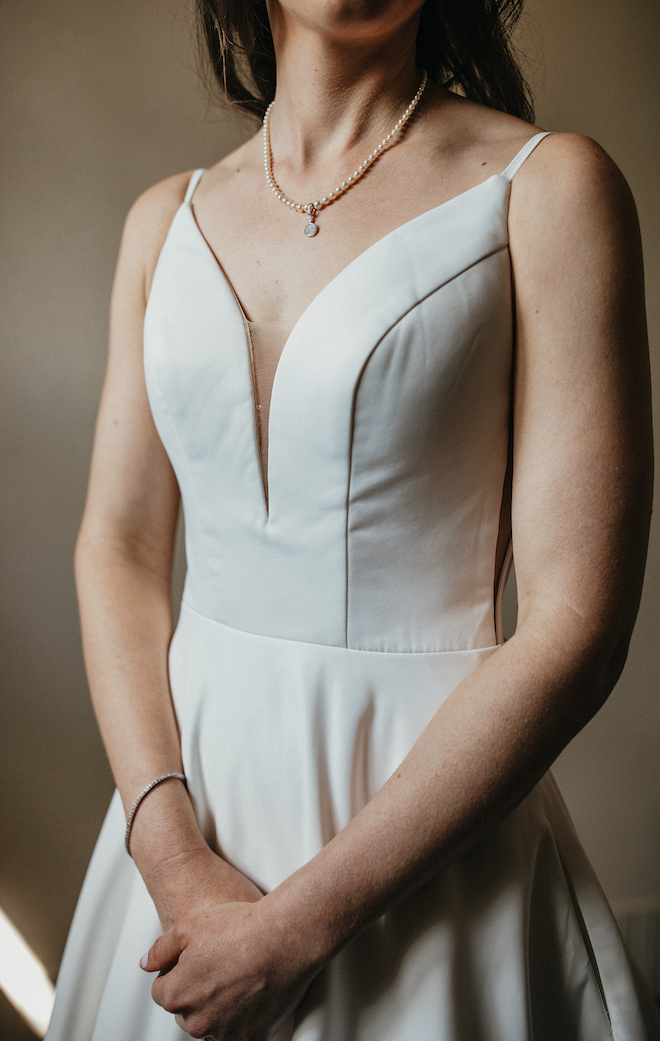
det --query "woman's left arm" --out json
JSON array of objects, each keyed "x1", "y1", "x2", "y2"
[{"x1": 144, "y1": 134, "x2": 653, "y2": 1041}]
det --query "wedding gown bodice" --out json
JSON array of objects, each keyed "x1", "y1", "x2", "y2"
[{"x1": 144, "y1": 168, "x2": 513, "y2": 652}]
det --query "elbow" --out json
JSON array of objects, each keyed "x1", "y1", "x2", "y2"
[
  {"x1": 73, "y1": 528, "x2": 108, "y2": 601},
  {"x1": 566, "y1": 619, "x2": 635, "y2": 721},
  {"x1": 596, "y1": 628, "x2": 632, "y2": 702},
  {"x1": 73, "y1": 522, "x2": 173, "y2": 590},
  {"x1": 581, "y1": 585, "x2": 643, "y2": 708},
  {"x1": 74, "y1": 528, "x2": 92, "y2": 581},
  {"x1": 517, "y1": 597, "x2": 637, "y2": 719},
  {"x1": 74, "y1": 525, "x2": 107, "y2": 582}
]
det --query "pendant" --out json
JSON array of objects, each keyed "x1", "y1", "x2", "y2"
[{"x1": 304, "y1": 204, "x2": 319, "y2": 237}]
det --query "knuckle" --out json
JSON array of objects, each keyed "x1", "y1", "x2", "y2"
[
  {"x1": 173, "y1": 921, "x2": 188, "y2": 947},
  {"x1": 152, "y1": 982, "x2": 176, "y2": 1014},
  {"x1": 185, "y1": 1014, "x2": 210, "y2": 1038}
]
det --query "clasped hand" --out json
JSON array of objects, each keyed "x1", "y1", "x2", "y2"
[{"x1": 141, "y1": 892, "x2": 315, "y2": 1040}]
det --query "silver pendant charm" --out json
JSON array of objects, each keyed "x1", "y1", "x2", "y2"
[{"x1": 304, "y1": 204, "x2": 319, "y2": 237}]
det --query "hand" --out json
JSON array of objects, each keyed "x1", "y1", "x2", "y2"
[
  {"x1": 144, "y1": 844, "x2": 264, "y2": 932},
  {"x1": 140, "y1": 897, "x2": 317, "y2": 1040}
]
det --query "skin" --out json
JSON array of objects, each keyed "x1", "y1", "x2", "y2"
[{"x1": 74, "y1": 0, "x2": 653, "y2": 1037}]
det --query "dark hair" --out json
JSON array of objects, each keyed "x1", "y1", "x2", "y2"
[{"x1": 194, "y1": 0, "x2": 534, "y2": 123}]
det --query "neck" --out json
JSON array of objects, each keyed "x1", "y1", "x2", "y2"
[{"x1": 266, "y1": 5, "x2": 423, "y2": 176}]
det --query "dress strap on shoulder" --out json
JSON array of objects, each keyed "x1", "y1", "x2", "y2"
[
  {"x1": 184, "y1": 168, "x2": 206, "y2": 204},
  {"x1": 500, "y1": 132, "x2": 552, "y2": 181}
]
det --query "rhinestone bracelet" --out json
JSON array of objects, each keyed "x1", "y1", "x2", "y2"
[{"x1": 124, "y1": 772, "x2": 187, "y2": 857}]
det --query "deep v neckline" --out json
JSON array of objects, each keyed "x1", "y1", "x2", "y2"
[
  {"x1": 186, "y1": 173, "x2": 501, "y2": 514},
  {"x1": 183, "y1": 129, "x2": 551, "y2": 342},
  {"x1": 179, "y1": 131, "x2": 550, "y2": 515},
  {"x1": 182, "y1": 175, "x2": 501, "y2": 520},
  {"x1": 188, "y1": 171, "x2": 501, "y2": 344}
]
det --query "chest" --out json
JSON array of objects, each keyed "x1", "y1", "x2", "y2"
[{"x1": 189, "y1": 149, "x2": 499, "y2": 324}]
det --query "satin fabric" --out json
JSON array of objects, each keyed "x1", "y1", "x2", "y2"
[{"x1": 46, "y1": 133, "x2": 659, "y2": 1041}]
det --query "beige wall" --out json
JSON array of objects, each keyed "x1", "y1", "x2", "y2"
[{"x1": 0, "y1": 0, "x2": 658, "y2": 1035}]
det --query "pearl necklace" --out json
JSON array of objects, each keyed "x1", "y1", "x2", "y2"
[{"x1": 262, "y1": 70, "x2": 428, "y2": 237}]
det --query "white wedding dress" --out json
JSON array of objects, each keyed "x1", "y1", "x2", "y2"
[{"x1": 46, "y1": 132, "x2": 660, "y2": 1041}]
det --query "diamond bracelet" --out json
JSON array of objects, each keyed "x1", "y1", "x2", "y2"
[{"x1": 124, "y1": 772, "x2": 187, "y2": 857}]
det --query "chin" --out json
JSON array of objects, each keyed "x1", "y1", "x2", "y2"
[{"x1": 274, "y1": 0, "x2": 424, "y2": 39}]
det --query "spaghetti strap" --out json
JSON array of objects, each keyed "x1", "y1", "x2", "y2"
[
  {"x1": 184, "y1": 168, "x2": 205, "y2": 204},
  {"x1": 500, "y1": 131, "x2": 552, "y2": 181}
]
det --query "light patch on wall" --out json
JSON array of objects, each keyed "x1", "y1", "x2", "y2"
[{"x1": 0, "y1": 908, "x2": 54, "y2": 1037}]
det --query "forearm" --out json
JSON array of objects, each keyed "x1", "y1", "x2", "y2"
[
  {"x1": 263, "y1": 617, "x2": 624, "y2": 970},
  {"x1": 76, "y1": 534, "x2": 180, "y2": 794},
  {"x1": 75, "y1": 534, "x2": 265, "y2": 922},
  {"x1": 76, "y1": 530, "x2": 268, "y2": 937},
  {"x1": 75, "y1": 535, "x2": 207, "y2": 867}
]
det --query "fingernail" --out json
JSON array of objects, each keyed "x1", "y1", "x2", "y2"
[{"x1": 140, "y1": 953, "x2": 149, "y2": 969}]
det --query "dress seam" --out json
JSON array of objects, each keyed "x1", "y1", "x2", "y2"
[
  {"x1": 180, "y1": 599, "x2": 501, "y2": 657},
  {"x1": 345, "y1": 243, "x2": 508, "y2": 650}
]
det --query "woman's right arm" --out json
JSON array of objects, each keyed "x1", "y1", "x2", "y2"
[{"x1": 75, "y1": 174, "x2": 261, "y2": 929}]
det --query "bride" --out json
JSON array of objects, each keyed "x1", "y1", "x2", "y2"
[{"x1": 46, "y1": 1, "x2": 657, "y2": 1039}]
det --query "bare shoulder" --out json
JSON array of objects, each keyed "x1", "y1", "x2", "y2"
[
  {"x1": 190, "y1": 133, "x2": 262, "y2": 205},
  {"x1": 507, "y1": 131, "x2": 647, "y2": 368},
  {"x1": 509, "y1": 132, "x2": 639, "y2": 247},
  {"x1": 116, "y1": 170, "x2": 197, "y2": 302},
  {"x1": 125, "y1": 170, "x2": 195, "y2": 245},
  {"x1": 424, "y1": 89, "x2": 543, "y2": 181}
]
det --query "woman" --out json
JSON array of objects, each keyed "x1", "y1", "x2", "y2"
[{"x1": 45, "y1": 0, "x2": 658, "y2": 1039}]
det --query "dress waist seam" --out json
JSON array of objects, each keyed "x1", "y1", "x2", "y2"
[{"x1": 178, "y1": 599, "x2": 502, "y2": 658}]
